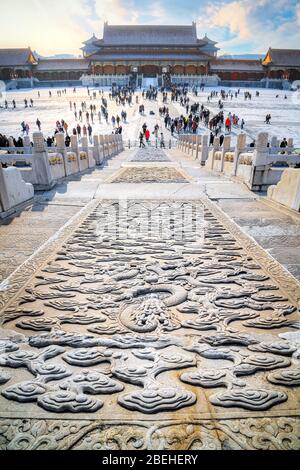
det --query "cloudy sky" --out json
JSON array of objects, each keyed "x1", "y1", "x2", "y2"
[{"x1": 1, "y1": 0, "x2": 299, "y2": 56}]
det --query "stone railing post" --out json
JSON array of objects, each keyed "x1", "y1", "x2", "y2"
[
  {"x1": 199, "y1": 134, "x2": 208, "y2": 166},
  {"x1": 194, "y1": 135, "x2": 201, "y2": 160},
  {"x1": 210, "y1": 136, "x2": 220, "y2": 170},
  {"x1": 92, "y1": 135, "x2": 101, "y2": 165},
  {"x1": 80, "y1": 136, "x2": 89, "y2": 171},
  {"x1": 118, "y1": 135, "x2": 122, "y2": 152},
  {"x1": 270, "y1": 136, "x2": 279, "y2": 154},
  {"x1": 119, "y1": 134, "x2": 124, "y2": 151},
  {"x1": 287, "y1": 138, "x2": 294, "y2": 154},
  {"x1": 233, "y1": 133, "x2": 247, "y2": 176},
  {"x1": 190, "y1": 135, "x2": 197, "y2": 158},
  {"x1": 105, "y1": 135, "x2": 110, "y2": 158},
  {"x1": 55, "y1": 133, "x2": 67, "y2": 177},
  {"x1": 220, "y1": 135, "x2": 231, "y2": 172},
  {"x1": 81, "y1": 136, "x2": 89, "y2": 154},
  {"x1": 108, "y1": 135, "x2": 113, "y2": 158},
  {"x1": 188, "y1": 135, "x2": 194, "y2": 155},
  {"x1": 112, "y1": 135, "x2": 116, "y2": 156},
  {"x1": 32, "y1": 132, "x2": 54, "y2": 190},
  {"x1": 183, "y1": 135, "x2": 188, "y2": 153},
  {"x1": 70, "y1": 134, "x2": 80, "y2": 170},
  {"x1": 252, "y1": 132, "x2": 269, "y2": 166},
  {"x1": 112, "y1": 135, "x2": 117, "y2": 155},
  {"x1": 23, "y1": 135, "x2": 32, "y2": 154},
  {"x1": 99, "y1": 135, "x2": 105, "y2": 163},
  {"x1": 0, "y1": 165, "x2": 10, "y2": 211},
  {"x1": 179, "y1": 135, "x2": 183, "y2": 151},
  {"x1": 177, "y1": 135, "x2": 181, "y2": 149},
  {"x1": 249, "y1": 132, "x2": 269, "y2": 189},
  {"x1": 115, "y1": 135, "x2": 119, "y2": 153},
  {"x1": 180, "y1": 135, "x2": 184, "y2": 151},
  {"x1": 8, "y1": 137, "x2": 14, "y2": 152},
  {"x1": 186, "y1": 135, "x2": 192, "y2": 156}
]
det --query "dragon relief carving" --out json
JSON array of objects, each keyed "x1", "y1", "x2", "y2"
[{"x1": 0, "y1": 200, "x2": 299, "y2": 449}]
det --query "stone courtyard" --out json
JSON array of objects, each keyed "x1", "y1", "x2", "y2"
[{"x1": 0, "y1": 142, "x2": 300, "y2": 450}]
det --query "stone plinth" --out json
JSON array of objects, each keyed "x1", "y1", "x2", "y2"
[
  {"x1": 268, "y1": 168, "x2": 300, "y2": 211},
  {"x1": 0, "y1": 166, "x2": 34, "y2": 218}
]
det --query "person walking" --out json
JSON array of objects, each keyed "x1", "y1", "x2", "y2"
[
  {"x1": 225, "y1": 116, "x2": 231, "y2": 134},
  {"x1": 139, "y1": 131, "x2": 145, "y2": 148},
  {"x1": 265, "y1": 114, "x2": 271, "y2": 124},
  {"x1": 145, "y1": 128, "x2": 150, "y2": 144},
  {"x1": 36, "y1": 118, "x2": 41, "y2": 131},
  {"x1": 88, "y1": 124, "x2": 93, "y2": 143}
]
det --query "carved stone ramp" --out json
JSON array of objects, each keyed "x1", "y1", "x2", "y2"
[{"x1": 0, "y1": 197, "x2": 299, "y2": 450}]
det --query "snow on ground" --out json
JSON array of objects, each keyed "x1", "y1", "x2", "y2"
[
  {"x1": 0, "y1": 85, "x2": 299, "y2": 146},
  {"x1": 0, "y1": 86, "x2": 150, "y2": 142},
  {"x1": 0, "y1": 86, "x2": 175, "y2": 144},
  {"x1": 192, "y1": 87, "x2": 300, "y2": 146}
]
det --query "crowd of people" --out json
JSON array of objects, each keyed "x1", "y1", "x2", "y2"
[
  {"x1": 0, "y1": 83, "x2": 294, "y2": 154},
  {"x1": 139, "y1": 121, "x2": 165, "y2": 148}
]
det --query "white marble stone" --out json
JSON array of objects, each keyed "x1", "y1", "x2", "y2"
[
  {"x1": 0, "y1": 166, "x2": 34, "y2": 215},
  {"x1": 268, "y1": 168, "x2": 300, "y2": 211}
]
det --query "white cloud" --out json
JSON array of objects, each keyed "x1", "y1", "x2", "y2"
[
  {"x1": 1, "y1": 0, "x2": 299, "y2": 55},
  {"x1": 210, "y1": 1, "x2": 251, "y2": 39},
  {"x1": 297, "y1": 3, "x2": 300, "y2": 24},
  {"x1": 197, "y1": 0, "x2": 300, "y2": 53}
]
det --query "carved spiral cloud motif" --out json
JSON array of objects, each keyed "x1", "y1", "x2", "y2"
[
  {"x1": 209, "y1": 389, "x2": 287, "y2": 410},
  {"x1": 62, "y1": 348, "x2": 111, "y2": 366},
  {"x1": 267, "y1": 369, "x2": 300, "y2": 387},
  {"x1": 0, "y1": 350, "x2": 39, "y2": 368},
  {"x1": 0, "y1": 370, "x2": 11, "y2": 385},
  {"x1": 2, "y1": 381, "x2": 47, "y2": 402},
  {"x1": 234, "y1": 355, "x2": 291, "y2": 377},
  {"x1": 30, "y1": 362, "x2": 72, "y2": 382},
  {"x1": 69, "y1": 371, "x2": 124, "y2": 394},
  {"x1": 37, "y1": 391, "x2": 103, "y2": 413},
  {"x1": 181, "y1": 370, "x2": 227, "y2": 388},
  {"x1": 118, "y1": 387, "x2": 196, "y2": 413}
]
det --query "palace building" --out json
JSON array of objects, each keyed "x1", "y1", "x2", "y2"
[
  {"x1": 262, "y1": 48, "x2": 300, "y2": 81},
  {"x1": 0, "y1": 48, "x2": 38, "y2": 80},
  {"x1": 87, "y1": 22, "x2": 218, "y2": 84},
  {"x1": 0, "y1": 23, "x2": 299, "y2": 87}
]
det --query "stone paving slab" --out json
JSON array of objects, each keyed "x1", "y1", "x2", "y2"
[
  {"x1": 217, "y1": 199, "x2": 300, "y2": 282},
  {"x1": 0, "y1": 204, "x2": 80, "y2": 283},
  {"x1": 109, "y1": 167, "x2": 191, "y2": 184},
  {"x1": 130, "y1": 148, "x2": 171, "y2": 162},
  {"x1": 94, "y1": 183, "x2": 205, "y2": 200}
]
